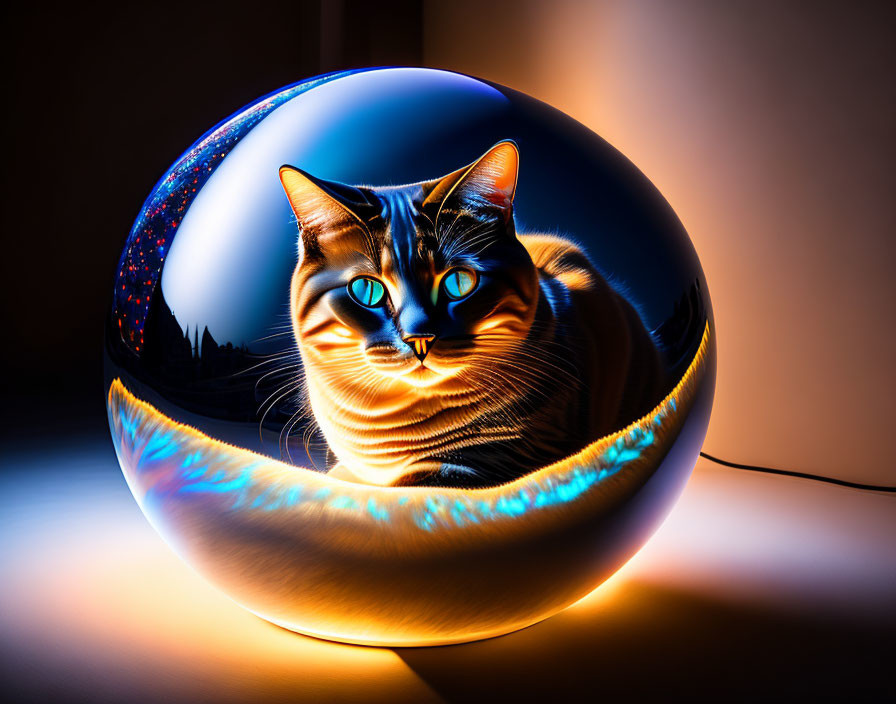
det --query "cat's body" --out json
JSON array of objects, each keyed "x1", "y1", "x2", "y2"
[{"x1": 280, "y1": 142, "x2": 668, "y2": 487}]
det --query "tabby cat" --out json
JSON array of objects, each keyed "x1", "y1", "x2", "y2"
[{"x1": 279, "y1": 141, "x2": 668, "y2": 487}]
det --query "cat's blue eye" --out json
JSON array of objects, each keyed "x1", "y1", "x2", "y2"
[
  {"x1": 442, "y1": 268, "x2": 478, "y2": 301},
  {"x1": 348, "y1": 276, "x2": 386, "y2": 307}
]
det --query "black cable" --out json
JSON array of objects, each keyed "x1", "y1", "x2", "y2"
[{"x1": 699, "y1": 452, "x2": 896, "y2": 493}]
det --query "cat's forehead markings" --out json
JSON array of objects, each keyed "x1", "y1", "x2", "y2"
[{"x1": 379, "y1": 189, "x2": 420, "y2": 277}]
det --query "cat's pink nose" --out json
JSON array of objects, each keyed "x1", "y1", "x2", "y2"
[{"x1": 403, "y1": 334, "x2": 435, "y2": 361}]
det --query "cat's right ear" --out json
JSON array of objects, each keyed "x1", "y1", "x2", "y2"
[
  {"x1": 422, "y1": 140, "x2": 520, "y2": 227},
  {"x1": 279, "y1": 166, "x2": 367, "y2": 259}
]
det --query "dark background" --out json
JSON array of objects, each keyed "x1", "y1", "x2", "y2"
[
  {"x1": 1, "y1": 0, "x2": 422, "y2": 450},
  {"x1": 1, "y1": 2, "x2": 893, "y2": 702},
  {"x1": 4, "y1": 0, "x2": 894, "y2": 479}
]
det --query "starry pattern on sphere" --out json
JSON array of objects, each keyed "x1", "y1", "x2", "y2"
[{"x1": 113, "y1": 72, "x2": 351, "y2": 355}]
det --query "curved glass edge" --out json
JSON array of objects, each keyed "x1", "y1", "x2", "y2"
[
  {"x1": 108, "y1": 324, "x2": 710, "y2": 524},
  {"x1": 111, "y1": 69, "x2": 365, "y2": 355}
]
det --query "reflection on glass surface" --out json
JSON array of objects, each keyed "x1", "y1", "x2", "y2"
[
  {"x1": 107, "y1": 67, "x2": 710, "y2": 467},
  {"x1": 104, "y1": 68, "x2": 715, "y2": 646}
]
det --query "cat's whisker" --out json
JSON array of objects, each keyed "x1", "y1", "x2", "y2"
[
  {"x1": 459, "y1": 359, "x2": 540, "y2": 406},
  {"x1": 463, "y1": 355, "x2": 559, "y2": 410},
  {"x1": 465, "y1": 369, "x2": 546, "y2": 414},
  {"x1": 280, "y1": 404, "x2": 317, "y2": 465},
  {"x1": 232, "y1": 350, "x2": 302, "y2": 377},
  {"x1": 257, "y1": 380, "x2": 302, "y2": 416},
  {"x1": 250, "y1": 329, "x2": 297, "y2": 344},
  {"x1": 474, "y1": 333, "x2": 582, "y2": 373},
  {"x1": 473, "y1": 333, "x2": 576, "y2": 364},
  {"x1": 484, "y1": 344, "x2": 580, "y2": 387},
  {"x1": 253, "y1": 365, "x2": 305, "y2": 400},
  {"x1": 496, "y1": 355, "x2": 574, "y2": 397},
  {"x1": 256, "y1": 380, "x2": 303, "y2": 434},
  {"x1": 444, "y1": 226, "x2": 498, "y2": 256},
  {"x1": 442, "y1": 229, "x2": 497, "y2": 261},
  {"x1": 437, "y1": 210, "x2": 466, "y2": 248},
  {"x1": 254, "y1": 362, "x2": 304, "y2": 387}
]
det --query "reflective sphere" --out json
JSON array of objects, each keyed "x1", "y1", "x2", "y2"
[{"x1": 105, "y1": 68, "x2": 715, "y2": 646}]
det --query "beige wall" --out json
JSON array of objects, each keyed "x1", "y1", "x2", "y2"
[{"x1": 424, "y1": 0, "x2": 895, "y2": 483}]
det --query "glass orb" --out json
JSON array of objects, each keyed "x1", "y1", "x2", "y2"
[{"x1": 105, "y1": 67, "x2": 715, "y2": 646}]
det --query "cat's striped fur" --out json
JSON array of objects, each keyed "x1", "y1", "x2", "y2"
[{"x1": 281, "y1": 142, "x2": 668, "y2": 487}]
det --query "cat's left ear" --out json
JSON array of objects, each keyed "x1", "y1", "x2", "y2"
[{"x1": 424, "y1": 140, "x2": 519, "y2": 220}]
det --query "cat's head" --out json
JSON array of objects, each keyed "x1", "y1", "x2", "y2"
[{"x1": 280, "y1": 141, "x2": 539, "y2": 393}]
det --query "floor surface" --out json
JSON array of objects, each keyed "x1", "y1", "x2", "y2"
[{"x1": 1, "y1": 437, "x2": 893, "y2": 702}]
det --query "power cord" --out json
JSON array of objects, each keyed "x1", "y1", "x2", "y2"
[{"x1": 699, "y1": 452, "x2": 896, "y2": 493}]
